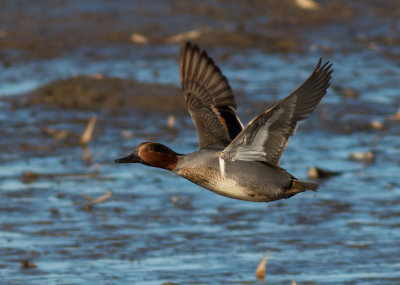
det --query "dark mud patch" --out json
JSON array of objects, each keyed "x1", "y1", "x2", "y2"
[
  {"x1": 8, "y1": 75, "x2": 184, "y2": 115},
  {"x1": 2, "y1": 0, "x2": 400, "y2": 63}
]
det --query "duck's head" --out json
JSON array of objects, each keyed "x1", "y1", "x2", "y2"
[{"x1": 115, "y1": 142, "x2": 179, "y2": 171}]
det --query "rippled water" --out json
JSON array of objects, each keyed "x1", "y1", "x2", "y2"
[{"x1": 1, "y1": 2, "x2": 400, "y2": 284}]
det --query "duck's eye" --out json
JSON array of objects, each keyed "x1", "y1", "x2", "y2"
[{"x1": 146, "y1": 146, "x2": 153, "y2": 151}]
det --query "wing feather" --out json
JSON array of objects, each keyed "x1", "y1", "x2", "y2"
[
  {"x1": 221, "y1": 59, "x2": 333, "y2": 165},
  {"x1": 180, "y1": 42, "x2": 244, "y2": 149}
]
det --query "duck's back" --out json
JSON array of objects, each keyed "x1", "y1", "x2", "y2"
[{"x1": 174, "y1": 149, "x2": 293, "y2": 202}]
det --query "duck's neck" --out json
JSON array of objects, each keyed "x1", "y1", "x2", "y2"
[{"x1": 141, "y1": 151, "x2": 180, "y2": 171}]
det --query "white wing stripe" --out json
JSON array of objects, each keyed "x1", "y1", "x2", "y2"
[
  {"x1": 232, "y1": 108, "x2": 284, "y2": 162},
  {"x1": 219, "y1": 157, "x2": 226, "y2": 176},
  {"x1": 234, "y1": 146, "x2": 266, "y2": 161}
]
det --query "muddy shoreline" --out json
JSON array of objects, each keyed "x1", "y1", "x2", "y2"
[
  {"x1": 2, "y1": 0, "x2": 400, "y2": 63},
  {"x1": 12, "y1": 75, "x2": 184, "y2": 114}
]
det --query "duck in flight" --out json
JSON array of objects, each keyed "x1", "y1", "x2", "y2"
[{"x1": 115, "y1": 42, "x2": 333, "y2": 202}]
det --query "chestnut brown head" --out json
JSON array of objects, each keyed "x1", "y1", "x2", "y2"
[{"x1": 115, "y1": 142, "x2": 179, "y2": 171}]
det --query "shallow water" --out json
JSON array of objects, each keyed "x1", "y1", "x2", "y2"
[{"x1": 1, "y1": 1, "x2": 400, "y2": 284}]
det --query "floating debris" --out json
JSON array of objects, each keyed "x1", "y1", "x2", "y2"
[
  {"x1": 388, "y1": 109, "x2": 400, "y2": 121},
  {"x1": 122, "y1": 130, "x2": 134, "y2": 138},
  {"x1": 295, "y1": 0, "x2": 320, "y2": 10},
  {"x1": 81, "y1": 191, "x2": 113, "y2": 211},
  {"x1": 41, "y1": 128, "x2": 70, "y2": 141},
  {"x1": 274, "y1": 40, "x2": 296, "y2": 52},
  {"x1": 130, "y1": 33, "x2": 149, "y2": 44},
  {"x1": 172, "y1": 195, "x2": 179, "y2": 206},
  {"x1": 349, "y1": 151, "x2": 375, "y2": 163},
  {"x1": 80, "y1": 116, "x2": 97, "y2": 145},
  {"x1": 166, "y1": 115, "x2": 178, "y2": 138},
  {"x1": 167, "y1": 115, "x2": 175, "y2": 130},
  {"x1": 172, "y1": 195, "x2": 193, "y2": 210},
  {"x1": 21, "y1": 171, "x2": 40, "y2": 183},
  {"x1": 49, "y1": 208, "x2": 60, "y2": 217},
  {"x1": 255, "y1": 249, "x2": 270, "y2": 281},
  {"x1": 370, "y1": 120, "x2": 384, "y2": 130},
  {"x1": 91, "y1": 73, "x2": 103, "y2": 80},
  {"x1": 21, "y1": 260, "x2": 37, "y2": 269},
  {"x1": 307, "y1": 166, "x2": 342, "y2": 179},
  {"x1": 341, "y1": 87, "x2": 359, "y2": 99},
  {"x1": 165, "y1": 29, "x2": 204, "y2": 44}
]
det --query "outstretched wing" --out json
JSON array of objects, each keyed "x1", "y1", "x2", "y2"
[
  {"x1": 220, "y1": 59, "x2": 333, "y2": 165},
  {"x1": 180, "y1": 42, "x2": 243, "y2": 149}
]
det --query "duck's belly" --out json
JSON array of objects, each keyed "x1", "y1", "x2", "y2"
[
  {"x1": 176, "y1": 165, "x2": 284, "y2": 202},
  {"x1": 206, "y1": 176, "x2": 267, "y2": 202}
]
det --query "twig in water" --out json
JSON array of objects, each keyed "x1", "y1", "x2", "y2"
[
  {"x1": 388, "y1": 109, "x2": 400, "y2": 121},
  {"x1": 130, "y1": 33, "x2": 149, "y2": 44},
  {"x1": 21, "y1": 260, "x2": 37, "y2": 269},
  {"x1": 81, "y1": 145, "x2": 91, "y2": 165},
  {"x1": 165, "y1": 29, "x2": 204, "y2": 44},
  {"x1": 167, "y1": 115, "x2": 176, "y2": 131},
  {"x1": 81, "y1": 191, "x2": 112, "y2": 211},
  {"x1": 80, "y1": 116, "x2": 97, "y2": 145},
  {"x1": 307, "y1": 166, "x2": 342, "y2": 179},
  {"x1": 349, "y1": 151, "x2": 375, "y2": 163},
  {"x1": 295, "y1": 0, "x2": 320, "y2": 10},
  {"x1": 255, "y1": 249, "x2": 271, "y2": 281},
  {"x1": 42, "y1": 128, "x2": 70, "y2": 141}
]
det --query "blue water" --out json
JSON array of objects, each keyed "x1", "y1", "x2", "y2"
[{"x1": 1, "y1": 6, "x2": 400, "y2": 285}]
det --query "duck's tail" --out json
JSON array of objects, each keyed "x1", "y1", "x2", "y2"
[
  {"x1": 283, "y1": 179, "x2": 318, "y2": 199},
  {"x1": 291, "y1": 179, "x2": 319, "y2": 191}
]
